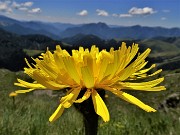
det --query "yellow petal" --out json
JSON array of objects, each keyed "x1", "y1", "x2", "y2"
[
  {"x1": 54, "y1": 52, "x2": 66, "y2": 69},
  {"x1": 79, "y1": 46, "x2": 84, "y2": 53},
  {"x1": 129, "y1": 44, "x2": 139, "y2": 61},
  {"x1": 97, "y1": 59, "x2": 110, "y2": 83},
  {"x1": 101, "y1": 50, "x2": 113, "y2": 61},
  {"x1": 102, "y1": 63, "x2": 114, "y2": 79},
  {"x1": 148, "y1": 69, "x2": 162, "y2": 77},
  {"x1": 83, "y1": 54, "x2": 93, "y2": 72},
  {"x1": 119, "y1": 77, "x2": 166, "y2": 91},
  {"x1": 14, "y1": 89, "x2": 34, "y2": 94},
  {"x1": 113, "y1": 91, "x2": 156, "y2": 112},
  {"x1": 55, "y1": 45, "x2": 62, "y2": 52},
  {"x1": 134, "y1": 48, "x2": 151, "y2": 66},
  {"x1": 15, "y1": 79, "x2": 46, "y2": 89},
  {"x1": 33, "y1": 71, "x2": 68, "y2": 90},
  {"x1": 35, "y1": 59, "x2": 58, "y2": 79},
  {"x1": 9, "y1": 92, "x2": 18, "y2": 97},
  {"x1": 54, "y1": 45, "x2": 70, "y2": 57},
  {"x1": 92, "y1": 90, "x2": 110, "y2": 122},
  {"x1": 130, "y1": 69, "x2": 162, "y2": 80},
  {"x1": 118, "y1": 64, "x2": 136, "y2": 81},
  {"x1": 24, "y1": 68, "x2": 34, "y2": 78},
  {"x1": 60, "y1": 88, "x2": 81, "y2": 108},
  {"x1": 24, "y1": 58, "x2": 32, "y2": 68},
  {"x1": 56, "y1": 72, "x2": 75, "y2": 85},
  {"x1": 81, "y1": 66, "x2": 94, "y2": 88},
  {"x1": 62, "y1": 57, "x2": 80, "y2": 84},
  {"x1": 49, "y1": 104, "x2": 64, "y2": 122},
  {"x1": 108, "y1": 51, "x2": 119, "y2": 79},
  {"x1": 74, "y1": 89, "x2": 91, "y2": 103},
  {"x1": 133, "y1": 64, "x2": 156, "y2": 75}
]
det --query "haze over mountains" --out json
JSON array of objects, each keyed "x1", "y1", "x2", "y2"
[{"x1": 0, "y1": 15, "x2": 180, "y2": 40}]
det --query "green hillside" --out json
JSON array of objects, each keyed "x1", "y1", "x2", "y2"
[{"x1": 140, "y1": 39, "x2": 180, "y2": 54}]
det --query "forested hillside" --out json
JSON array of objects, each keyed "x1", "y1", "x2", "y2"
[{"x1": 0, "y1": 28, "x2": 180, "y2": 71}]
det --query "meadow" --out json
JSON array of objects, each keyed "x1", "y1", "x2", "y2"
[{"x1": 0, "y1": 68, "x2": 179, "y2": 135}]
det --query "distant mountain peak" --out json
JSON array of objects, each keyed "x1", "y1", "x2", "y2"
[
  {"x1": 131, "y1": 25, "x2": 142, "y2": 28},
  {"x1": 82, "y1": 22, "x2": 109, "y2": 28},
  {"x1": 0, "y1": 15, "x2": 18, "y2": 23},
  {"x1": 97, "y1": 22, "x2": 109, "y2": 28},
  {"x1": 97, "y1": 22, "x2": 108, "y2": 26}
]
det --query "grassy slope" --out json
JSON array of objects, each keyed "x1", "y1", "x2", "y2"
[
  {"x1": 139, "y1": 39, "x2": 180, "y2": 54},
  {"x1": 0, "y1": 69, "x2": 180, "y2": 135},
  {"x1": 23, "y1": 49, "x2": 44, "y2": 57}
]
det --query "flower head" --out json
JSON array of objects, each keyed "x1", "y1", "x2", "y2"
[
  {"x1": 9, "y1": 92, "x2": 18, "y2": 97},
  {"x1": 10, "y1": 42, "x2": 166, "y2": 122}
]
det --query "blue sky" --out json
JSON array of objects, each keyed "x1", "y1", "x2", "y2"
[{"x1": 0, "y1": 0, "x2": 180, "y2": 28}]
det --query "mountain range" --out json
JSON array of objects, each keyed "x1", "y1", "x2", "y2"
[
  {"x1": 62, "y1": 23, "x2": 180, "y2": 39},
  {"x1": 0, "y1": 15, "x2": 76, "y2": 39},
  {"x1": 0, "y1": 27, "x2": 180, "y2": 71},
  {"x1": 0, "y1": 15, "x2": 180, "y2": 40}
]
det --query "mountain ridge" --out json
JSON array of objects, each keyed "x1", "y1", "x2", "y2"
[
  {"x1": 0, "y1": 15, "x2": 180, "y2": 40},
  {"x1": 0, "y1": 27, "x2": 180, "y2": 71},
  {"x1": 0, "y1": 15, "x2": 75, "y2": 39},
  {"x1": 61, "y1": 23, "x2": 180, "y2": 39}
]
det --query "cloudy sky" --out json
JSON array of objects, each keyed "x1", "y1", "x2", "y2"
[{"x1": 0, "y1": 0, "x2": 180, "y2": 28}]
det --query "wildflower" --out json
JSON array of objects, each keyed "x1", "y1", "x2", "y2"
[
  {"x1": 10, "y1": 42, "x2": 166, "y2": 122},
  {"x1": 9, "y1": 92, "x2": 18, "y2": 97}
]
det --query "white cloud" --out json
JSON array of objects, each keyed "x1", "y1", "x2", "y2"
[
  {"x1": 77, "y1": 10, "x2": 88, "y2": 16},
  {"x1": 129, "y1": 7, "x2": 156, "y2": 15},
  {"x1": 0, "y1": 2, "x2": 8, "y2": 10},
  {"x1": 112, "y1": 7, "x2": 155, "y2": 18},
  {"x1": 11, "y1": 1, "x2": 40, "y2": 14},
  {"x1": 0, "y1": 1, "x2": 12, "y2": 13},
  {"x1": 96, "y1": 9, "x2": 109, "y2": 16},
  {"x1": 12, "y1": 1, "x2": 33, "y2": 9},
  {"x1": 112, "y1": 13, "x2": 118, "y2": 17},
  {"x1": 23, "y1": 2, "x2": 33, "y2": 7},
  {"x1": 112, "y1": 13, "x2": 132, "y2": 18},
  {"x1": 3, "y1": 0, "x2": 12, "y2": 5},
  {"x1": 119, "y1": 14, "x2": 132, "y2": 18},
  {"x1": 28, "y1": 8, "x2": 41, "y2": 14},
  {"x1": 12, "y1": 2, "x2": 21, "y2": 9},
  {"x1": 112, "y1": 14, "x2": 132, "y2": 18},
  {"x1": 18, "y1": 7, "x2": 28, "y2": 11}
]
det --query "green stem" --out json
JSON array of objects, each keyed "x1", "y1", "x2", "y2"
[{"x1": 74, "y1": 89, "x2": 105, "y2": 135}]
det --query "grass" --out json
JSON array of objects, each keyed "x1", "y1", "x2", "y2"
[
  {"x1": 23, "y1": 49, "x2": 44, "y2": 56},
  {"x1": 139, "y1": 39, "x2": 180, "y2": 54},
  {"x1": 0, "y1": 68, "x2": 180, "y2": 135}
]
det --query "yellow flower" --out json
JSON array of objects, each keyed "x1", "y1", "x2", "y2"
[
  {"x1": 10, "y1": 42, "x2": 166, "y2": 122},
  {"x1": 9, "y1": 92, "x2": 18, "y2": 97}
]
